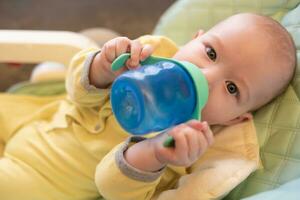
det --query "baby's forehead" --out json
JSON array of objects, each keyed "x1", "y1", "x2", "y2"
[
  {"x1": 207, "y1": 27, "x2": 270, "y2": 63},
  {"x1": 212, "y1": 13, "x2": 279, "y2": 39},
  {"x1": 220, "y1": 14, "x2": 295, "y2": 105},
  {"x1": 212, "y1": 16, "x2": 289, "y2": 58}
]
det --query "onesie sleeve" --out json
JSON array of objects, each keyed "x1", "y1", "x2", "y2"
[
  {"x1": 65, "y1": 48, "x2": 110, "y2": 108},
  {"x1": 95, "y1": 136, "x2": 165, "y2": 200},
  {"x1": 138, "y1": 35, "x2": 178, "y2": 57}
]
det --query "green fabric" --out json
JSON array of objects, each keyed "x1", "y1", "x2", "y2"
[
  {"x1": 153, "y1": 0, "x2": 300, "y2": 199},
  {"x1": 242, "y1": 178, "x2": 300, "y2": 200},
  {"x1": 153, "y1": 0, "x2": 300, "y2": 45},
  {"x1": 7, "y1": 80, "x2": 66, "y2": 96}
]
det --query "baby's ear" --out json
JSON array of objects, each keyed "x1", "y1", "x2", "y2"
[
  {"x1": 193, "y1": 29, "x2": 205, "y2": 39},
  {"x1": 222, "y1": 112, "x2": 253, "y2": 126}
]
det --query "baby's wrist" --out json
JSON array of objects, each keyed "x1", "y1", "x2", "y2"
[
  {"x1": 116, "y1": 137, "x2": 166, "y2": 182},
  {"x1": 124, "y1": 140, "x2": 166, "y2": 172}
]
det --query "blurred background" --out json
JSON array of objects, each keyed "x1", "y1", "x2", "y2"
[{"x1": 0, "y1": 0, "x2": 175, "y2": 91}]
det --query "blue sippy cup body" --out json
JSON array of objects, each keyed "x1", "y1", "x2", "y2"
[{"x1": 111, "y1": 61, "x2": 197, "y2": 135}]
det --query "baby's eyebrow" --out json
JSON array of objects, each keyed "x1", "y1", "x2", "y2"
[{"x1": 209, "y1": 34, "x2": 224, "y2": 50}]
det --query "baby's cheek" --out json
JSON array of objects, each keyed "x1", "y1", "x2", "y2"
[
  {"x1": 201, "y1": 98, "x2": 235, "y2": 125},
  {"x1": 201, "y1": 101, "x2": 221, "y2": 124}
]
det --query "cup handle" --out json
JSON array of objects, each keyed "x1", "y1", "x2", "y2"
[
  {"x1": 111, "y1": 53, "x2": 173, "y2": 71},
  {"x1": 163, "y1": 136, "x2": 175, "y2": 147},
  {"x1": 111, "y1": 53, "x2": 131, "y2": 71}
]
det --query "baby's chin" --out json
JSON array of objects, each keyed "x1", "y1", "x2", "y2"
[{"x1": 200, "y1": 115, "x2": 217, "y2": 126}]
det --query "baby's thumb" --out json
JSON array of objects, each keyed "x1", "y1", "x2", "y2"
[{"x1": 186, "y1": 119, "x2": 205, "y2": 130}]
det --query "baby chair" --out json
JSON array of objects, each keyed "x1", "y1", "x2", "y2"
[{"x1": 0, "y1": 28, "x2": 119, "y2": 95}]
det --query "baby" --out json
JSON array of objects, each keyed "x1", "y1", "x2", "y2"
[
  {"x1": 0, "y1": 13, "x2": 296, "y2": 200},
  {"x1": 93, "y1": 13, "x2": 296, "y2": 199},
  {"x1": 92, "y1": 13, "x2": 296, "y2": 170}
]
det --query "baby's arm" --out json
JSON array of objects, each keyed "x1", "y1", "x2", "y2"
[
  {"x1": 66, "y1": 37, "x2": 152, "y2": 107},
  {"x1": 95, "y1": 120, "x2": 214, "y2": 200}
]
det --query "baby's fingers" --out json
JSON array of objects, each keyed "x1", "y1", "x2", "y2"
[
  {"x1": 201, "y1": 122, "x2": 214, "y2": 146},
  {"x1": 126, "y1": 40, "x2": 143, "y2": 69},
  {"x1": 102, "y1": 39, "x2": 117, "y2": 63},
  {"x1": 102, "y1": 37, "x2": 131, "y2": 63},
  {"x1": 186, "y1": 120, "x2": 214, "y2": 146},
  {"x1": 140, "y1": 44, "x2": 154, "y2": 61},
  {"x1": 186, "y1": 119, "x2": 204, "y2": 130},
  {"x1": 185, "y1": 120, "x2": 214, "y2": 156},
  {"x1": 184, "y1": 128, "x2": 200, "y2": 162},
  {"x1": 115, "y1": 37, "x2": 131, "y2": 57}
]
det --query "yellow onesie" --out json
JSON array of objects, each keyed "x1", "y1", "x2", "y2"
[{"x1": 0, "y1": 35, "x2": 259, "y2": 200}]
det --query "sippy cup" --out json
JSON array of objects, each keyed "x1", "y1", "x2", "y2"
[{"x1": 110, "y1": 53, "x2": 209, "y2": 147}]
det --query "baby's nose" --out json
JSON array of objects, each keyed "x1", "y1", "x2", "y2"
[{"x1": 200, "y1": 67, "x2": 223, "y2": 89}]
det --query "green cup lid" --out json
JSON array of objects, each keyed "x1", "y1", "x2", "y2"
[{"x1": 111, "y1": 53, "x2": 209, "y2": 120}]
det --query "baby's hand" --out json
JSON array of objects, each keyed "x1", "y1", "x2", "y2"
[
  {"x1": 151, "y1": 120, "x2": 214, "y2": 167},
  {"x1": 89, "y1": 37, "x2": 153, "y2": 88}
]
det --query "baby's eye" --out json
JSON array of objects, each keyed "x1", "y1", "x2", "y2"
[
  {"x1": 205, "y1": 46, "x2": 217, "y2": 61},
  {"x1": 226, "y1": 81, "x2": 239, "y2": 96}
]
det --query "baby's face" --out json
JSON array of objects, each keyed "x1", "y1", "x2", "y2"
[{"x1": 173, "y1": 15, "x2": 284, "y2": 125}]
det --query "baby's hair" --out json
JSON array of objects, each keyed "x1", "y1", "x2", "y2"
[{"x1": 253, "y1": 14, "x2": 297, "y2": 98}]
